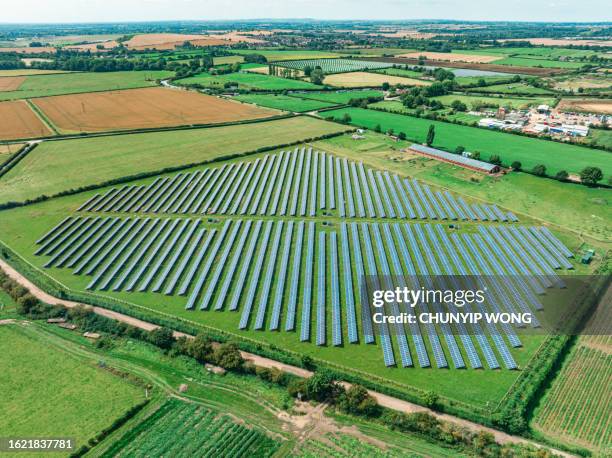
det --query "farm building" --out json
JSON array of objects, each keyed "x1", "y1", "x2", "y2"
[{"x1": 408, "y1": 144, "x2": 501, "y2": 174}]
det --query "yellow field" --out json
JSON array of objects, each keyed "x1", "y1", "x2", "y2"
[{"x1": 324, "y1": 71, "x2": 430, "y2": 88}]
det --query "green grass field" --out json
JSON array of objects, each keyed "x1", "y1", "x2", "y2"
[
  {"x1": 313, "y1": 133, "x2": 611, "y2": 241},
  {"x1": 0, "y1": 71, "x2": 174, "y2": 101},
  {"x1": 455, "y1": 75, "x2": 517, "y2": 86},
  {"x1": 493, "y1": 57, "x2": 585, "y2": 69},
  {"x1": 175, "y1": 71, "x2": 318, "y2": 90},
  {"x1": 288, "y1": 89, "x2": 384, "y2": 104},
  {"x1": 320, "y1": 107, "x2": 611, "y2": 176},
  {"x1": 334, "y1": 47, "x2": 417, "y2": 56},
  {"x1": 458, "y1": 47, "x2": 601, "y2": 59},
  {"x1": 0, "y1": 116, "x2": 349, "y2": 204},
  {"x1": 470, "y1": 82, "x2": 556, "y2": 95},
  {"x1": 432, "y1": 94, "x2": 557, "y2": 110},
  {"x1": 233, "y1": 94, "x2": 338, "y2": 112},
  {"x1": 368, "y1": 100, "x2": 482, "y2": 124},
  {"x1": 213, "y1": 55, "x2": 245, "y2": 65},
  {"x1": 372, "y1": 67, "x2": 427, "y2": 78},
  {"x1": 230, "y1": 49, "x2": 342, "y2": 61},
  {"x1": 0, "y1": 324, "x2": 143, "y2": 453},
  {"x1": 0, "y1": 69, "x2": 73, "y2": 77}
]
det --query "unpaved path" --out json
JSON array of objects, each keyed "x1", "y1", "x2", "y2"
[{"x1": 0, "y1": 258, "x2": 574, "y2": 457}]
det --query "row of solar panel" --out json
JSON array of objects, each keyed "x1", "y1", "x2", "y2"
[
  {"x1": 77, "y1": 147, "x2": 518, "y2": 223},
  {"x1": 36, "y1": 217, "x2": 573, "y2": 369}
]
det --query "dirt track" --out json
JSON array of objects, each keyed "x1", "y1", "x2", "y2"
[{"x1": 0, "y1": 258, "x2": 574, "y2": 457}]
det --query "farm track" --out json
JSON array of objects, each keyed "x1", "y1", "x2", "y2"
[{"x1": 0, "y1": 257, "x2": 576, "y2": 457}]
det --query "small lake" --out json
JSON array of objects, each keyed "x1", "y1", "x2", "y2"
[{"x1": 419, "y1": 65, "x2": 515, "y2": 77}]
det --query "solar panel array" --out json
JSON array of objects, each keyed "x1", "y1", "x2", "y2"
[
  {"x1": 36, "y1": 213, "x2": 575, "y2": 371},
  {"x1": 79, "y1": 148, "x2": 517, "y2": 223}
]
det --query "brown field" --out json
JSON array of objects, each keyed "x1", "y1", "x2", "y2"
[
  {"x1": 501, "y1": 38, "x2": 612, "y2": 47},
  {"x1": 207, "y1": 31, "x2": 265, "y2": 43},
  {"x1": 32, "y1": 87, "x2": 280, "y2": 133},
  {"x1": 123, "y1": 33, "x2": 228, "y2": 50},
  {"x1": 0, "y1": 47, "x2": 56, "y2": 54},
  {"x1": 244, "y1": 66, "x2": 270, "y2": 74},
  {"x1": 64, "y1": 41, "x2": 118, "y2": 52},
  {"x1": 0, "y1": 76, "x2": 25, "y2": 92},
  {"x1": 396, "y1": 51, "x2": 502, "y2": 63},
  {"x1": 324, "y1": 71, "x2": 430, "y2": 88},
  {"x1": 0, "y1": 143, "x2": 24, "y2": 156},
  {"x1": 557, "y1": 98, "x2": 612, "y2": 114},
  {"x1": 0, "y1": 100, "x2": 52, "y2": 140},
  {"x1": 554, "y1": 78, "x2": 612, "y2": 91}
]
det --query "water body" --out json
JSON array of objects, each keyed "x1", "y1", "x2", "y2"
[{"x1": 419, "y1": 65, "x2": 515, "y2": 77}]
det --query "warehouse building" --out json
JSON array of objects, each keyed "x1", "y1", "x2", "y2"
[{"x1": 408, "y1": 144, "x2": 501, "y2": 174}]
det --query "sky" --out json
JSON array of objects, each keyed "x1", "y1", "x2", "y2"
[{"x1": 0, "y1": 0, "x2": 610, "y2": 23}]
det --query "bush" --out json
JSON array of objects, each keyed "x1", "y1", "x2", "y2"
[
  {"x1": 532, "y1": 164, "x2": 547, "y2": 177},
  {"x1": 580, "y1": 166, "x2": 603, "y2": 186},
  {"x1": 213, "y1": 342, "x2": 244, "y2": 370},
  {"x1": 306, "y1": 369, "x2": 344, "y2": 402},
  {"x1": 188, "y1": 333, "x2": 214, "y2": 362},
  {"x1": 338, "y1": 385, "x2": 381, "y2": 417},
  {"x1": 555, "y1": 170, "x2": 569, "y2": 181},
  {"x1": 511, "y1": 161, "x2": 522, "y2": 171},
  {"x1": 148, "y1": 327, "x2": 175, "y2": 350}
]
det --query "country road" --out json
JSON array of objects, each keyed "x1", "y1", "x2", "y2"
[{"x1": 0, "y1": 258, "x2": 574, "y2": 457}]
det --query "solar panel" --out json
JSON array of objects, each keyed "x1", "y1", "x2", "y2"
[
  {"x1": 289, "y1": 148, "x2": 305, "y2": 216},
  {"x1": 164, "y1": 226, "x2": 206, "y2": 295},
  {"x1": 254, "y1": 222, "x2": 284, "y2": 329},
  {"x1": 300, "y1": 222, "x2": 315, "y2": 341},
  {"x1": 360, "y1": 223, "x2": 396, "y2": 367},
  {"x1": 528, "y1": 227, "x2": 573, "y2": 270},
  {"x1": 52, "y1": 218, "x2": 107, "y2": 268},
  {"x1": 329, "y1": 232, "x2": 342, "y2": 346},
  {"x1": 340, "y1": 224, "x2": 358, "y2": 344},
  {"x1": 183, "y1": 169, "x2": 216, "y2": 213},
  {"x1": 309, "y1": 151, "x2": 319, "y2": 216},
  {"x1": 343, "y1": 158, "x2": 356, "y2": 217},
  {"x1": 77, "y1": 194, "x2": 102, "y2": 212},
  {"x1": 358, "y1": 163, "x2": 375, "y2": 218},
  {"x1": 240, "y1": 221, "x2": 273, "y2": 328},
  {"x1": 436, "y1": 192, "x2": 457, "y2": 220},
  {"x1": 177, "y1": 228, "x2": 216, "y2": 295},
  {"x1": 319, "y1": 152, "x2": 326, "y2": 210},
  {"x1": 327, "y1": 155, "x2": 335, "y2": 210},
  {"x1": 199, "y1": 221, "x2": 243, "y2": 310},
  {"x1": 423, "y1": 224, "x2": 499, "y2": 369},
  {"x1": 481, "y1": 204, "x2": 498, "y2": 221},
  {"x1": 171, "y1": 171, "x2": 204, "y2": 213},
  {"x1": 392, "y1": 175, "x2": 416, "y2": 219},
  {"x1": 402, "y1": 180, "x2": 425, "y2": 219},
  {"x1": 376, "y1": 172, "x2": 396, "y2": 218},
  {"x1": 84, "y1": 218, "x2": 141, "y2": 277},
  {"x1": 404, "y1": 224, "x2": 467, "y2": 369},
  {"x1": 368, "y1": 169, "x2": 386, "y2": 217},
  {"x1": 213, "y1": 221, "x2": 253, "y2": 310},
  {"x1": 106, "y1": 186, "x2": 135, "y2": 213},
  {"x1": 457, "y1": 197, "x2": 477, "y2": 221},
  {"x1": 228, "y1": 220, "x2": 263, "y2": 311},
  {"x1": 162, "y1": 172, "x2": 198, "y2": 213},
  {"x1": 35, "y1": 216, "x2": 78, "y2": 254},
  {"x1": 185, "y1": 220, "x2": 233, "y2": 308},
  {"x1": 471, "y1": 204, "x2": 487, "y2": 221},
  {"x1": 517, "y1": 227, "x2": 561, "y2": 270},
  {"x1": 209, "y1": 164, "x2": 243, "y2": 214},
  {"x1": 240, "y1": 155, "x2": 270, "y2": 215},
  {"x1": 119, "y1": 185, "x2": 148, "y2": 213},
  {"x1": 299, "y1": 148, "x2": 312, "y2": 216},
  {"x1": 153, "y1": 174, "x2": 187, "y2": 213},
  {"x1": 384, "y1": 172, "x2": 405, "y2": 219},
  {"x1": 230, "y1": 159, "x2": 259, "y2": 214},
  {"x1": 491, "y1": 205, "x2": 508, "y2": 222},
  {"x1": 76, "y1": 218, "x2": 134, "y2": 276},
  {"x1": 350, "y1": 161, "x2": 366, "y2": 217},
  {"x1": 139, "y1": 218, "x2": 186, "y2": 291},
  {"x1": 269, "y1": 151, "x2": 291, "y2": 215},
  {"x1": 279, "y1": 149, "x2": 298, "y2": 216},
  {"x1": 285, "y1": 221, "x2": 304, "y2": 331},
  {"x1": 371, "y1": 224, "x2": 412, "y2": 367},
  {"x1": 68, "y1": 219, "x2": 120, "y2": 269},
  {"x1": 42, "y1": 217, "x2": 94, "y2": 260},
  {"x1": 336, "y1": 157, "x2": 346, "y2": 217},
  {"x1": 270, "y1": 221, "x2": 293, "y2": 330},
  {"x1": 44, "y1": 217, "x2": 99, "y2": 267},
  {"x1": 505, "y1": 227, "x2": 563, "y2": 286},
  {"x1": 539, "y1": 226, "x2": 574, "y2": 258},
  {"x1": 422, "y1": 185, "x2": 446, "y2": 220},
  {"x1": 411, "y1": 180, "x2": 436, "y2": 219},
  {"x1": 350, "y1": 223, "x2": 374, "y2": 344},
  {"x1": 201, "y1": 167, "x2": 235, "y2": 214},
  {"x1": 248, "y1": 155, "x2": 276, "y2": 215},
  {"x1": 92, "y1": 187, "x2": 121, "y2": 212},
  {"x1": 258, "y1": 152, "x2": 283, "y2": 215},
  {"x1": 506, "y1": 212, "x2": 519, "y2": 222},
  {"x1": 443, "y1": 192, "x2": 466, "y2": 220},
  {"x1": 316, "y1": 231, "x2": 326, "y2": 346},
  {"x1": 143, "y1": 177, "x2": 175, "y2": 213}
]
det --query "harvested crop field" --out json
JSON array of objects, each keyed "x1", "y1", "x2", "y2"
[
  {"x1": 557, "y1": 98, "x2": 612, "y2": 114},
  {"x1": 0, "y1": 100, "x2": 52, "y2": 140},
  {"x1": 396, "y1": 51, "x2": 501, "y2": 63},
  {"x1": 64, "y1": 41, "x2": 118, "y2": 51},
  {"x1": 32, "y1": 87, "x2": 279, "y2": 133},
  {"x1": 0, "y1": 47, "x2": 56, "y2": 54},
  {"x1": 123, "y1": 33, "x2": 227, "y2": 50},
  {"x1": 0, "y1": 76, "x2": 25, "y2": 91},
  {"x1": 501, "y1": 38, "x2": 612, "y2": 47},
  {"x1": 324, "y1": 71, "x2": 430, "y2": 88}
]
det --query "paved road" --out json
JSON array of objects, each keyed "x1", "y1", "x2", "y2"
[{"x1": 0, "y1": 258, "x2": 573, "y2": 456}]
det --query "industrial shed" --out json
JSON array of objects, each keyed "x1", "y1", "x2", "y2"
[{"x1": 407, "y1": 144, "x2": 501, "y2": 174}]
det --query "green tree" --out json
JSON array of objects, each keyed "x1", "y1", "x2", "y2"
[
  {"x1": 450, "y1": 100, "x2": 467, "y2": 112},
  {"x1": 310, "y1": 68, "x2": 325, "y2": 85},
  {"x1": 341, "y1": 113, "x2": 352, "y2": 124},
  {"x1": 423, "y1": 390, "x2": 439, "y2": 408},
  {"x1": 382, "y1": 82, "x2": 390, "y2": 91},
  {"x1": 511, "y1": 161, "x2": 522, "y2": 171},
  {"x1": 398, "y1": 132, "x2": 407, "y2": 140},
  {"x1": 489, "y1": 155, "x2": 502, "y2": 165},
  {"x1": 532, "y1": 164, "x2": 547, "y2": 177},
  {"x1": 555, "y1": 170, "x2": 569, "y2": 181},
  {"x1": 426, "y1": 125, "x2": 435, "y2": 146},
  {"x1": 148, "y1": 327, "x2": 174, "y2": 350},
  {"x1": 374, "y1": 124, "x2": 382, "y2": 133},
  {"x1": 189, "y1": 334, "x2": 213, "y2": 363},
  {"x1": 455, "y1": 145, "x2": 465, "y2": 154},
  {"x1": 307, "y1": 369, "x2": 343, "y2": 402},
  {"x1": 580, "y1": 166, "x2": 603, "y2": 186},
  {"x1": 213, "y1": 342, "x2": 244, "y2": 370},
  {"x1": 339, "y1": 385, "x2": 380, "y2": 417}
]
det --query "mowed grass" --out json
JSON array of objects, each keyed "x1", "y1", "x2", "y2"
[
  {"x1": 313, "y1": 133, "x2": 611, "y2": 241},
  {"x1": 0, "y1": 324, "x2": 143, "y2": 452},
  {"x1": 175, "y1": 71, "x2": 318, "y2": 90},
  {"x1": 0, "y1": 116, "x2": 349, "y2": 204},
  {"x1": 0, "y1": 192, "x2": 545, "y2": 411},
  {"x1": 0, "y1": 71, "x2": 174, "y2": 101},
  {"x1": 289, "y1": 89, "x2": 384, "y2": 104},
  {"x1": 320, "y1": 107, "x2": 612, "y2": 176},
  {"x1": 233, "y1": 94, "x2": 338, "y2": 112}
]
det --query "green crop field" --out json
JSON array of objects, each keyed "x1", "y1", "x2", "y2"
[
  {"x1": 455, "y1": 75, "x2": 517, "y2": 86},
  {"x1": 469, "y1": 82, "x2": 555, "y2": 95},
  {"x1": 321, "y1": 107, "x2": 611, "y2": 176},
  {"x1": 102, "y1": 398, "x2": 278, "y2": 457},
  {"x1": 368, "y1": 100, "x2": 482, "y2": 124},
  {"x1": 432, "y1": 94, "x2": 557, "y2": 109},
  {"x1": 213, "y1": 55, "x2": 245, "y2": 65},
  {"x1": 230, "y1": 49, "x2": 342, "y2": 61},
  {"x1": 0, "y1": 116, "x2": 349, "y2": 204},
  {"x1": 0, "y1": 324, "x2": 143, "y2": 453},
  {"x1": 532, "y1": 338, "x2": 611, "y2": 452},
  {"x1": 175, "y1": 71, "x2": 318, "y2": 90},
  {"x1": 372, "y1": 67, "x2": 426, "y2": 78},
  {"x1": 288, "y1": 89, "x2": 384, "y2": 104},
  {"x1": 493, "y1": 57, "x2": 585, "y2": 69},
  {"x1": 0, "y1": 71, "x2": 174, "y2": 101},
  {"x1": 334, "y1": 47, "x2": 417, "y2": 56},
  {"x1": 234, "y1": 94, "x2": 338, "y2": 112}
]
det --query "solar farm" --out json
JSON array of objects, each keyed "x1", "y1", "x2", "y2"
[
  {"x1": 33, "y1": 147, "x2": 576, "y2": 371},
  {"x1": 270, "y1": 58, "x2": 393, "y2": 74}
]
